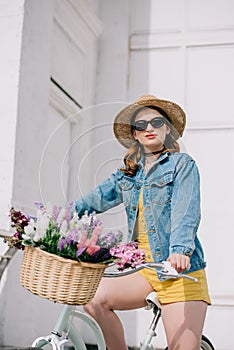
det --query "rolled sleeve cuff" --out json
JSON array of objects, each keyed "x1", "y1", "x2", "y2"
[{"x1": 169, "y1": 245, "x2": 193, "y2": 256}]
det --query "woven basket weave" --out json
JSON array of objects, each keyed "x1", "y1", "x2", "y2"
[{"x1": 20, "y1": 246, "x2": 106, "y2": 305}]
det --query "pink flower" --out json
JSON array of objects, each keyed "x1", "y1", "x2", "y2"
[
  {"x1": 110, "y1": 242, "x2": 145, "y2": 271},
  {"x1": 90, "y1": 226, "x2": 102, "y2": 239},
  {"x1": 79, "y1": 230, "x2": 87, "y2": 245},
  {"x1": 86, "y1": 245, "x2": 101, "y2": 255}
]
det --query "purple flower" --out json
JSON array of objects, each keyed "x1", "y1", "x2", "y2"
[
  {"x1": 97, "y1": 230, "x2": 123, "y2": 248},
  {"x1": 64, "y1": 208, "x2": 71, "y2": 225},
  {"x1": 34, "y1": 201, "x2": 44, "y2": 210},
  {"x1": 68, "y1": 201, "x2": 74, "y2": 209},
  {"x1": 89, "y1": 247, "x2": 112, "y2": 261},
  {"x1": 9, "y1": 208, "x2": 29, "y2": 232},
  {"x1": 58, "y1": 238, "x2": 66, "y2": 251},
  {"x1": 52, "y1": 205, "x2": 62, "y2": 223},
  {"x1": 66, "y1": 228, "x2": 79, "y2": 245},
  {"x1": 14, "y1": 232, "x2": 21, "y2": 239},
  {"x1": 76, "y1": 245, "x2": 86, "y2": 257}
]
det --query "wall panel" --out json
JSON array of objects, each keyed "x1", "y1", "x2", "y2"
[
  {"x1": 131, "y1": 0, "x2": 184, "y2": 33},
  {"x1": 129, "y1": 48, "x2": 185, "y2": 105},
  {"x1": 187, "y1": 0, "x2": 234, "y2": 30},
  {"x1": 52, "y1": 21, "x2": 86, "y2": 104},
  {"x1": 186, "y1": 44, "x2": 234, "y2": 126},
  {"x1": 184, "y1": 130, "x2": 234, "y2": 302}
]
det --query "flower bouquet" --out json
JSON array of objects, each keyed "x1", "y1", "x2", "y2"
[{"x1": 4, "y1": 203, "x2": 145, "y2": 304}]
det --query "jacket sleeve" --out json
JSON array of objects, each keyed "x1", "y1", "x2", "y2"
[
  {"x1": 73, "y1": 170, "x2": 123, "y2": 216},
  {"x1": 169, "y1": 158, "x2": 201, "y2": 256}
]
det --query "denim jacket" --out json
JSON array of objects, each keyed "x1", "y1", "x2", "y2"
[{"x1": 74, "y1": 152, "x2": 206, "y2": 278}]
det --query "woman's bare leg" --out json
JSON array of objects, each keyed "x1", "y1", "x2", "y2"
[
  {"x1": 162, "y1": 301, "x2": 207, "y2": 350},
  {"x1": 84, "y1": 272, "x2": 153, "y2": 350}
]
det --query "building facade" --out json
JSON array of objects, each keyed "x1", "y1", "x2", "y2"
[{"x1": 0, "y1": 0, "x2": 234, "y2": 348}]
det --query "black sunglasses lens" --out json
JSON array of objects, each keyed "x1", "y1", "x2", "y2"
[
  {"x1": 133, "y1": 117, "x2": 165, "y2": 131},
  {"x1": 134, "y1": 120, "x2": 148, "y2": 131},
  {"x1": 151, "y1": 117, "x2": 165, "y2": 128}
]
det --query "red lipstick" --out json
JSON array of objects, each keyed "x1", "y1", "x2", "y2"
[{"x1": 145, "y1": 134, "x2": 156, "y2": 139}]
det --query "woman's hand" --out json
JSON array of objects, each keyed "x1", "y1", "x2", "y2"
[{"x1": 167, "y1": 253, "x2": 190, "y2": 273}]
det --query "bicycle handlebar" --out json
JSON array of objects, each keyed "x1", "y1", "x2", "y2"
[{"x1": 103, "y1": 261, "x2": 198, "y2": 282}]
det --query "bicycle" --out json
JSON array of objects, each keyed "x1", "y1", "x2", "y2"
[{"x1": 31, "y1": 262, "x2": 215, "y2": 350}]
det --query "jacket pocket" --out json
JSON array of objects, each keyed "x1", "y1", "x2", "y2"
[
  {"x1": 150, "y1": 172, "x2": 173, "y2": 205},
  {"x1": 119, "y1": 178, "x2": 135, "y2": 207}
]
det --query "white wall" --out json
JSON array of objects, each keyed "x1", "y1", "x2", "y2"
[
  {"x1": 0, "y1": 0, "x2": 104, "y2": 346},
  {"x1": 0, "y1": 1, "x2": 24, "y2": 345},
  {"x1": 1, "y1": 0, "x2": 234, "y2": 348},
  {"x1": 95, "y1": 0, "x2": 130, "y2": 104},
  {"x1": 128, "y1": 1, "x2": 234, "y2": 348},
  {"x1": 0, "y1": 0, "x2": 24, "y2": 233},
  {"x1": 1, "y1": 0, "x2": 53, "y2": 345},
  {"x1": 0, "y1": 5, "x2": 24, "y2": 340}
]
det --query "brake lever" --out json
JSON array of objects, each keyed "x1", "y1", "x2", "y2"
[{"x1": 158, "y1": 261, "x2": 198, "y2": 282}]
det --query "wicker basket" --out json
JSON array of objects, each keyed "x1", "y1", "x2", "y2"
[{"x1": 20, "y1": 246, "x2": 107, "y2": 305}]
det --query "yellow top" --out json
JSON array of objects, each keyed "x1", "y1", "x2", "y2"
[{"x1": 136, "y1": 191, "x2": 154, "y2": 261}]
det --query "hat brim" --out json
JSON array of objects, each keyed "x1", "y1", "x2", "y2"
[{"x1": 113, "y1": 97, "x2": 186, "y2": 149}]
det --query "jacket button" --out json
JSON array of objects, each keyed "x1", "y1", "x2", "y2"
[{"x1": 132, "y1": 205, "x2": 137, "y2": 210}]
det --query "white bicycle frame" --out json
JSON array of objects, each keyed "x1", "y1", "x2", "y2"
[
  {"x1": 31, "y1": 262, "x2": 198, "y2": 350},
  {"x1": 32, "y1": 305, "x2": 106, "y2": 350}
]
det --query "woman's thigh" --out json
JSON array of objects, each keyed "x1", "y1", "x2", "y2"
[
  {"x1": 162, "y1": 301, "x2": 208, "y2": 349},
  {"x1": 92, "y1": 271, "x2": 154, "y2": 310}
]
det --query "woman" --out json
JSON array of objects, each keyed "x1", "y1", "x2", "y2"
[{"x1": 74, "y1": 95, "x2": 211, "y2": 350}]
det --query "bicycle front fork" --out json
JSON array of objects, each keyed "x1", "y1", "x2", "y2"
[{"x1": 32, "y1": 332, "x2": 69, "y2": 350}]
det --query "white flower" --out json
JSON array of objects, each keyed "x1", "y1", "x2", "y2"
[
  {"x1": 56, "y1": 208, "x2": 67, "y2": 225},
  {"x1": 45, "y1": 202, "x2": 53, "y2": 217},
  {"x1": 34, "y1": 211, "x2": 49, "y2": 242},
  {"x1": 69, "y1": 212, "x2": 83, "y2": 230},
  {"x1": 72, "y1": 211, "x2": 79, "y2": 222},
  {"x1": 60, "y1": 220, "x2": 68, "y2": 237},
  {"x1": 81, "y1": 211, "x2": 90, "y2": 225},
  {"x1": 22, "y1": 218, "x2": 36, "y2": 241}
]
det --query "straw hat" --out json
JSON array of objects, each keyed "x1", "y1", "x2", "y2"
[{"x1": 113, "y1": 94, "x2": 186, "y2": 148}]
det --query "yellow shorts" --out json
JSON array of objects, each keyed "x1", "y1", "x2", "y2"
[{"x1": 139, "y1": 268, "x2": 211, "y2": 305}]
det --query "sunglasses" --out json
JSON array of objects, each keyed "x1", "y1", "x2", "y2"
[{"x1": 132, "y1": 117, "x2": 166, "y2": 131}]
